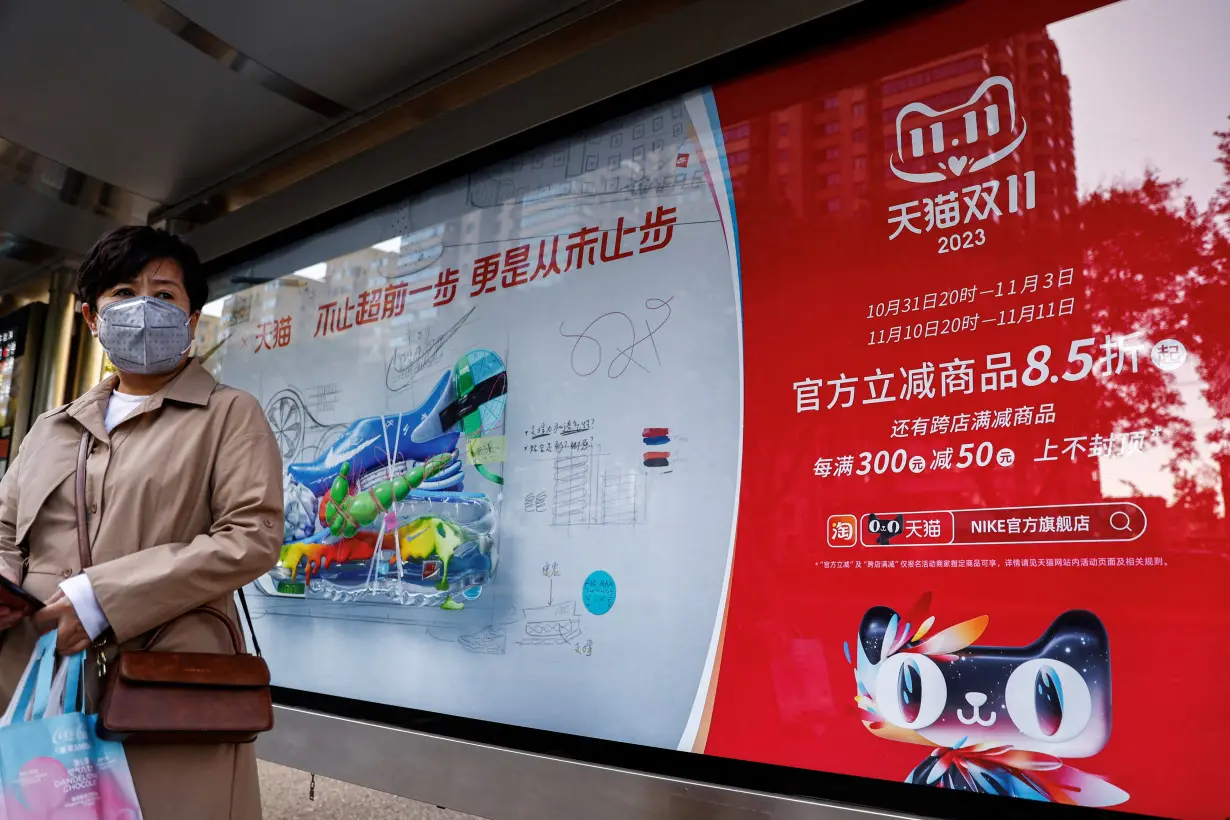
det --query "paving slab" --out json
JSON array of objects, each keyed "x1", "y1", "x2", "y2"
[{"x1": 260, "y1": 760, "x2": 482, "y2": 820}]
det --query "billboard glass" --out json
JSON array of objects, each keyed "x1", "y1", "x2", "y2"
[{"x1": 208, "y1": 1, "x2": 1230, "y2": 816}]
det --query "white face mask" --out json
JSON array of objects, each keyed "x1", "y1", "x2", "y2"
[{"x1": 96, "y1": 296, "x2": 192, "y2": 376}]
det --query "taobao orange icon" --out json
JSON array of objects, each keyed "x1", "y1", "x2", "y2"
[{"x1": 828, "y1": 514, "x2": 858, "y2": 548}]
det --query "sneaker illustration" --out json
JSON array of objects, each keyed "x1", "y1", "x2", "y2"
[{"x1": 288, "y1": 370, "x2": 461, "y2": 496}]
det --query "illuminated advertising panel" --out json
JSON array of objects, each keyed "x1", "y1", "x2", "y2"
[{"x1": 210, "y1": 0, "x2": 1229, "y2": 816}]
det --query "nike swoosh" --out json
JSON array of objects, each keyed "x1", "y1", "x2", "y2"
[{"x1": 322, "y1": 436, "x2": 381, "y2": 469}]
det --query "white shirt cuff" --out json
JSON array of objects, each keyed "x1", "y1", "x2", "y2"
[{"x1": 59, "y1": 574, "x2": 110, "y2": 642}]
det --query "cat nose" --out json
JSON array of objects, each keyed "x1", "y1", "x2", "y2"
[{"x1": 965, "y1": 692, "x2": 987, "y2": 707}]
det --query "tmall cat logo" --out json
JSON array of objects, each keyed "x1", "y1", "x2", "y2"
[{"x1": 889, "y1": 76, "x2": 1027, "y2": 185}]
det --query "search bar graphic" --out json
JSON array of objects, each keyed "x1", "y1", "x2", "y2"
[{"x1": 859, "y1": 502, "x2": 1147, "y2": 547}]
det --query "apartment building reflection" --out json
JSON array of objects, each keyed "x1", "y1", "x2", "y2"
[{"x1": 722, "y1": 30, "x2": 1077, "y2": 225}]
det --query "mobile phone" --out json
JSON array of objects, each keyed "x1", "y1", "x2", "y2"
[{"x1": 0, "y1": 575, "x2": 44, "y2": 614}]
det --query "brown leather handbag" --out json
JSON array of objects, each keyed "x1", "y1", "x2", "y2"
[{"x1": 75, "y1": 431, "x2": 274, "y2": 744}]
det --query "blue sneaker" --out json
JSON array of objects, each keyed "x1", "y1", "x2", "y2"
[{"x1": 288, "y1": 371, "x2": 460, "y2": 496}]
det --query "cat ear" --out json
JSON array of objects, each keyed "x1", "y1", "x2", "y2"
[
  {"x1": 901, "y1": 592, "x2": 933, "y2": 642},
  {"x1": 911, "y1": 616, "x2": 937, "y2": 643},
  {"x1": 911, "y1": 615, "x2": 989, "y2": 656}
]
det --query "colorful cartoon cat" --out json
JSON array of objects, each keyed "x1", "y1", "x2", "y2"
[{"x1": 844, "y1": 593, "x2": 1128, "y2": 807}]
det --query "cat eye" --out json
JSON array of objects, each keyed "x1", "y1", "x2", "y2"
[
  {"x1": 899, "y1": 658, "x2": 923, "y2": 723},
  {"x1": 874, "y1": 653, "x2": 946, "y2": 730},
  {"x1": 1035, "y1": 666, "x2": 1063, "y2": 736},
  {"x1": 1005, "y1": 658, "x2": 1092, "y2": 743}
]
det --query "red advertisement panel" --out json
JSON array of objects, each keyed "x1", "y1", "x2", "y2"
[{"x1": 705, "y1": 1, "x2": 1230, "y2": 817}]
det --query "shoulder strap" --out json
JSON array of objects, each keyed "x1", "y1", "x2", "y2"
[
  {"x1": 75, "y1": 431, "x2": 92, "y2": 572},
  {"x1": 235, "y1": 588, "x2": 260, "y2": 657}
]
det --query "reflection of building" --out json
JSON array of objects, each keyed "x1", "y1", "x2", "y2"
[
  {"x1": 721, "y1": 30, "x2": 1077, "y2": 225},
  {"x1": 219, "y1": 277, "x2": 308, "y2": 335},
  {"x1": 395, "y1": 225, "x2": 445, "y2": 279},
  {"x1": 218, "y1": 247, "x2": 398, "y2": 332},
  {"x1": 462, "y1": 99, "x2": 706, "y2": 263},
  {"x1": 323, "y1": 247, "x2": 397, "y2": 297},
  {"x1": 192, "y1": 314, "x2": 222, "y2": 357},
  {"x1": 468, "y1": 101, "x2": 695, "y2": 209}
]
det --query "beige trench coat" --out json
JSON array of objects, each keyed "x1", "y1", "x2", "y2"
[{"x1": 0, "y1": 358, "x2": 284, "y2": 820}]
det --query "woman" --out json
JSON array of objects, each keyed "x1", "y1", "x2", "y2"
[{"x1": 0, "y1": 226, "x2": 284, "y2": 819}]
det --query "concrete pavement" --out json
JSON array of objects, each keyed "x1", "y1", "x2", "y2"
[{"x1": 259, "y1": 761, "x2": 482, "y2": 820}]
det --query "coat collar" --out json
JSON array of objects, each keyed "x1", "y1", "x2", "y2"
[
  {"x1": 160, "y1": 358, "x2": 217, "y2": 407},
  {"x1": 66, "y1": 358, "x2": 217, "y2": 440}
]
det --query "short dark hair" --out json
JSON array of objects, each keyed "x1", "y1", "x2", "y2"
[{"x1": 76, "y1": 226, "x2": 208, "y2": 313}]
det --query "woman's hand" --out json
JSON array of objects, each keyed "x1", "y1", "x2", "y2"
[
  {"x1": 0, "y1": 604, "x2": 22, "y2": 632},
  {"x1": 32, "y1": 590, "x2": 91, "y2": 654}
]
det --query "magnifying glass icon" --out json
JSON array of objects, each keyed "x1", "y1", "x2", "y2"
[{"x1": 1109, "y1": 511, "x2": 1133, "y2": 532}]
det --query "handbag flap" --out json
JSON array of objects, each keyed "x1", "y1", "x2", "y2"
[{"x1": 117, "y1": 651, "x2": 270, "y2": 688}]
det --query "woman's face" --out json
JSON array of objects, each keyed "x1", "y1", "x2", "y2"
[{"x1": 83, "y1": 257, "x2": 199, "y2": 336}]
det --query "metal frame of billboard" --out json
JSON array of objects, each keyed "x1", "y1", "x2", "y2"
[{"x1": 208, "y1": 0, "x2": 1152, "y2": 817}]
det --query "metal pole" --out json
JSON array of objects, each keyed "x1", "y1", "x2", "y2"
[{"x1": 31, "y1": 268, "x2": 76, "y2": 415}]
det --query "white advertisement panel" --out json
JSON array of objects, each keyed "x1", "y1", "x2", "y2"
[{"x1": 208, "y1": 92, "x2": 741, "y2": 747}]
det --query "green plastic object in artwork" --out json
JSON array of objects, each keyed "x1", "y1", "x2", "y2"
[{"x1": 324, "y1": 454, "x2": 452, "y2": 538}]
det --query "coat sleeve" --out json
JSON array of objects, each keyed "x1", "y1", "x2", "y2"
[
  {"x1": 85, "y1": 393, "x2": 284, "y2": 643},
  {"x1": 0, "y1": 452, "x2": 22, "y2": 585}
]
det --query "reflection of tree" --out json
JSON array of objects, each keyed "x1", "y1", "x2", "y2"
[
  {"x1": 1080, "y1": 115, "x2": 1230, "y2": 533},
  {"x1": 1080, "y1": 174, "x2": 1200, "y2": 460}
]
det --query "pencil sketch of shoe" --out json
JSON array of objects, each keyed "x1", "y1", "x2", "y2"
[
  {"x1": 459, "y1": 626, "x2": 507, "y2": 655},
  {"x1": 518, "y1": 602, "x2": 582, "y2": 646}
]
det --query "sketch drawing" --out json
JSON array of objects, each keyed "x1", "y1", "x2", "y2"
[
  {"x1": 552, "y1": 453, "x2": 590, "y2": 525},
  {"x1": 308, "y1": 383, "x2": 340, "y2": 415},
  {"x1": 518, "y1": 602, "x2": 583, "y2": 646},
  {"x1": 263, "y1": 386, "x2": 349, "y2": 463},
  {"x1": 550, "y1": 448, "x2": 646, "y2": 528},
  {"x1": 600, "y1": 471, "x2": 639, "y2": 524}
]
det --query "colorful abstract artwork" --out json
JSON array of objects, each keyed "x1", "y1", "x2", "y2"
[{"x1": 266, "y1": 350, "x2": 505, "y2": 609}]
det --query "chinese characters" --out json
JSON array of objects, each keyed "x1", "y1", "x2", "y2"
[
  {"x1": 315, "y1": 282, "x2": 421, "y2": 338},
  {"x1": 254, "y1": 316, "x2": 293, "y2": 352},
  {"x1": 890, "y1": 404, "x2": 1057, "y2": 439},
  {"x1": 1035, "y1": 427, "x2": 1163, "y2": 462},
  {"x1": 795, "y1": 331, "x2": 1153, "y2": 414},
  {"x1": 888, "y1": 171, "x2": 1036, "y2": 245},
  {"x1": 524, "y1": 419, "x2": 595, "y2": 455},
  {"x1": 434, "y1": 206, "x2": 678, "y2": 308}
]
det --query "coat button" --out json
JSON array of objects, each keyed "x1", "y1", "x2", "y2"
[
  {"x1": 90, "y1": 504, "x2": 98, "y2": 514},
  {"x1": 262, "y1": 518, "x2": 274, "y2": 529},
  {"x1": 61, "y1": 569, "x2": 72, "y2": 578}
]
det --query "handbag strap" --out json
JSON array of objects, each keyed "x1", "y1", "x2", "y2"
[
  {"x1": 75, "y1": 431, "x2": 91, "y2": 573},
  {"x1": 236, "y1": 587, "x2": 261, "y2": 657},
  {"x1": 144, "y1": 606, "x2": 245, "y2": 653},
  {"x1": 74, "y1": 430, "x2": 263, "y2": 658}
]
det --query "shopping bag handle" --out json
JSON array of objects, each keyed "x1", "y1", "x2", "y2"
[
  {"x1": 0, "y1": 645, "x2": 34, "y2": 726},
  {"x1": 10, "y1": 631, "x2": 58, "y2": 725},
  {"x1": 62, "y1": 650, "x2": 85, "y2": 715},
  {"x1": 25, "y1": 639, "x2": 88, "y2": 722},
  {"x1": 28, "y1": 631, "x2": 63, "y2": 722},
  {"x1": 1, "y1": 631, "x2": 53, "y2": 725}
]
